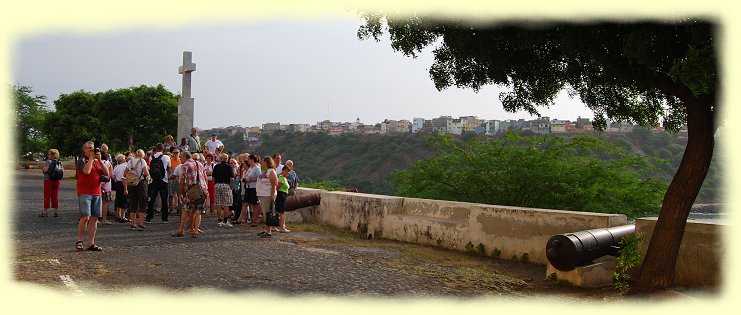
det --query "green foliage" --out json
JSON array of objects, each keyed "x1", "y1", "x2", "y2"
[
  {"x1": 463, "y1": 242, "x2": 487, "y2": 257},
  {"x1": 621, "y1": 127, "x2": 723, "y2": 203},
  {"x1": 256, "y1": 132, "x2": 434, "y2": 194},
  {"x1": 547, "y1": 272, "x2": 573, "y2": 287},
  {"x1": 220, "y1": 131, "x2": 245, "y2": 152},
  {"x1": 301, "y1": 180, "x2": 346, "y2": 191},
  {"x1": 358, "y1": 18, "x2": 715, "y2": 133},
  {"x1": 358, "y1": 18, "x2": 717, "y2": 291},
  {"x1": 613, "y1": 233, "x2": 645, "y2": 294},
  {"x1": 13, "y1": 85, "x2": 50, "y2": 160},
  {"x1": 392, "y1": 131, "x2": 668, "y2": 219},
  {"x1": 42, "y1": 85, "x2": 177, "y2": 157},
  {"x1": 464, "y1": 241, "x2": 475, "y2": 254},
  {"x1": 476, "y1": 243, "x2": 486, "y2": 257}
]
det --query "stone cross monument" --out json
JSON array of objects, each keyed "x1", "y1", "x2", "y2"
[{"x1": 177, "y1": 51, "x2": 196, "y2": 144}]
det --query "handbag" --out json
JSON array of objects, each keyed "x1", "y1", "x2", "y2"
[
  {"x1": 185, "y1": 162, "x2": 206, "y2": 205},
  {"x1": 125, "y1": 159, "x2": 143, "y2": 186},
  {"x1": 265, "y1": 201, "x2": 279, "y2": 227}
]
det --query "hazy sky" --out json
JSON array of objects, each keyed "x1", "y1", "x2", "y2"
[{"x1": 13, "y1": 17, "x2": 595, "y2": 129}]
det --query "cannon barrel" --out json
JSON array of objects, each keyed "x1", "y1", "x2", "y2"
[
  {"x1": 284, "y1": 192, "x2": 322, "y2": 211},
  {"x1": 284, "y1": 188, "x2": 358, "y2": 211},
  {"x1": 545, "y1": 224, "x2": 635, "y2": 271}
]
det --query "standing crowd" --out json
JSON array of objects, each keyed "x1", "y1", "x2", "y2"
[{"x1": 39, "y1": 128, "x2": 301, "y2": 251}]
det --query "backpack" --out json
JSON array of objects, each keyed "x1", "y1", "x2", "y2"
[
  {"x1": 48, "y1": 160, "x2": 64, "y2": 180},
  {"x1": 126, "y1": 159, "x2": 143, "y2": 186},
  {"x1": 149, "y1": 154, "x2": 166, "y2": 180}
]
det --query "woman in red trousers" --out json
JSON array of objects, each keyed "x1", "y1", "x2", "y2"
[{"x1": 41, "y1": 148, "x2": 62, "y2": 217}]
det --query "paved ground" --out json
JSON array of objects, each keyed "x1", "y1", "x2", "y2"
[{"x1": 11, "y1": 169, "x2": 628, "y2": 302}]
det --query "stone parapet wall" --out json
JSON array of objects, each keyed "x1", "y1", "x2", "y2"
[
  {"x1": 635, "y1": 217, "x2": 725, "y2": 288},
  {"x1": 295, "y1": 188, "x2": 628, "y2": 265}
]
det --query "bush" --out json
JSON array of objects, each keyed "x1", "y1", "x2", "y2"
[{"x1": 391, "y1": 131, "x2": 668, "y2": 219}]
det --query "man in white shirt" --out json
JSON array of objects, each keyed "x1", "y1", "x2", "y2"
[
  {"x1": 205, "y1": 133, "x2": 224, "y2": 155},
  {"x1": 145, "y1": 143, "x2": 171, "y2": 224}
]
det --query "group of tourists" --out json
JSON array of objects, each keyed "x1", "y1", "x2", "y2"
[{"x1": 40, "y1": 127, "x2": 301, "y2": 252}]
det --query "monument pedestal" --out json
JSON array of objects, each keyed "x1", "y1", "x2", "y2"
[{"x1": 546, "y1": 258, "x2": 616, "y2": 288}]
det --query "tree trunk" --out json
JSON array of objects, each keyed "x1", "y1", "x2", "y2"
[{"x1": 629, "y1": 98, "x2": 715, "y2": 294}]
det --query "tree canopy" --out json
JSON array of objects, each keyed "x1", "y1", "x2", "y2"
[
  {"x1": 358, "y1": 16, "x2": 716, "y2": 132},
  {"x1": 42, "y1": 84, "x2": 178, "y2": 157},
  {"x1": 358, "y1": 15, "x2": 718, "y2": 293},
  {"x1": 13, "y1": 85, "x2": 50, "y2": 160}
]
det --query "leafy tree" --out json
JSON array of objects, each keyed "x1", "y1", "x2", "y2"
[
  {"x1": 301, "y1": 180, "x2": 347, "y2": 191},
  {"x1": 43, "y1": 85, "x2": 177, "y2": 158},
  {"x1": 359, "y1": 16, "x2": 717, "y2": 293},
  {"x1": 42, "y1": 90, "x2": 100, "y2": 159},
  {"x1": 13, "y1": 85, "x2": 50, "y2": 160},
  {"x1": 392, "y1": 132, "x2": 667, "y2": 219},
  {"x1": 96, "y1": 85, "x2": 178, "y2": 153}
]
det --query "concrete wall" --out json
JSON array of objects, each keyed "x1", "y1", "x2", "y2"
[
  {"x1": 289, "y1": 190, "x2": 726, "y2": 288},
  {"x1": 635, "y1": 217, "x2": 725, "y2": 288},
  {"x1": 293, "y1": 189, "x2": 628, "y2": 265}
]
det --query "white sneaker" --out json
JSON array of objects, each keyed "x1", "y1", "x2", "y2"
[
  {"x1": 217, "y1": 222, "x2": 224, "y2": 227},
  {"x1": 223, "y1": 222, "x2": 233, "y2": 228}
]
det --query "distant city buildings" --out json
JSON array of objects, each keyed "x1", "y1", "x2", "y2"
[{"x1": 202, "y1": 113, "x2": 685, "y2": 142}]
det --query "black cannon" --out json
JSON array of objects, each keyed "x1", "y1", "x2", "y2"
[
  {"x1": 284, "y1": 188, "x2": 359, "y2": 211},
  {"x1": 284, "y1": 192, "x2": 322, "y2": 211},
  {"x1": 545, "y1": 224, "x2": 635, "y2": 271}
]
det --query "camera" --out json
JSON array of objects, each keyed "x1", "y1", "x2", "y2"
[{"x1": 94, "y1": 147, "x2": 101, "y2": 153}]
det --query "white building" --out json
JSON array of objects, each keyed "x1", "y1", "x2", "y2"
[
  {"x1": 412, "y1": 118, "x2": 425, "y2": 133},
  {"x1": 447, "y1": 119, "x2": 463, "y2": 135},
  {"x1": 349, "y1": 118, "x2": 363, "y2": 131}
]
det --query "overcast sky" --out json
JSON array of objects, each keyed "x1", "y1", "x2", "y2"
[
  {"x1": 3, "y1": 0, "x2": 741, "y2": 311},
  {"x1": 13, "y1": 17, "x2": 596, "y2": 130}
]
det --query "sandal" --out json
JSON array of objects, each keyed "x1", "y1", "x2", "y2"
[
  {"x1": 54, "y1": 212, "x2": 58, "y2": 217},
  {"x1": 171, "y1": 232, "x2": 184, "y2": 237},
  {"x1": 87, "y1": 244, "x2": 102, "y2": 251},
  {"x1": 38, "y1": 213, "x2": 48, "y2": 218},
  {"x1": 75, "y1": 241, "x2": 84, "y2": 251}
]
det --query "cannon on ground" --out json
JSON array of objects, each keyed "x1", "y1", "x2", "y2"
[{"x1": 545, "y1": 224, "x2": 635, "y2": 271}]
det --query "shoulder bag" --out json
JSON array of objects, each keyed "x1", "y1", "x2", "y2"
[{"x1": 185, "y1": 162, "x2": 207, "y2": 205}]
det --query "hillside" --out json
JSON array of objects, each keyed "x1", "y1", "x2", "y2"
[
  {"x1": 250, "y1": 132, "x2": 436, "y2": 195},
  {"x1": 214, "y1": 128, "x2": 723, "y2": 203}
]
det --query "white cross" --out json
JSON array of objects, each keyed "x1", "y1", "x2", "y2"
[{"x1": 179, "y1": 51, "x2": 196, "y2": 98}]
